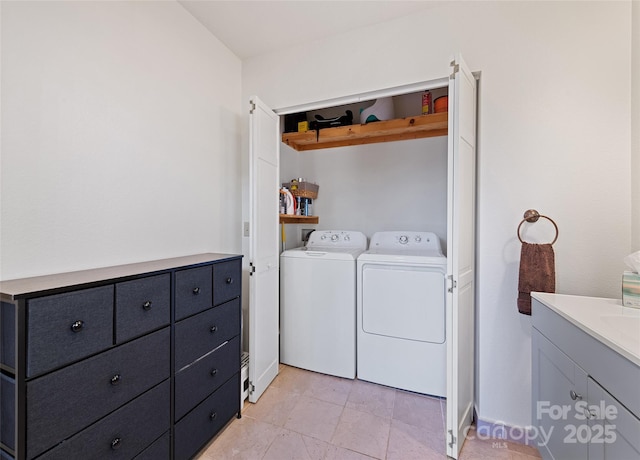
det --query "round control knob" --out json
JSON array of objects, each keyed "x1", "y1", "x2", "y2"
[
  {"x1": 399, "y1": 235, "x2": 409, "y2": 244},
  {"x1": 414, "y1": 236, "x2": 422, "y2": 243},
  {"x1": 344, "y1": 235, "x2": 350, "y2": 241},
  {"x1": 321, "y1": 235, "x2": 327, "y2": 240},
  {"x1": 331, "y1": 234, "x2": 339, "y2": 242}
]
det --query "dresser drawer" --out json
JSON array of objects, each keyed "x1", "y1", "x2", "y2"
[
  {"x1": 26, "y1": 285, "x2": 114, "y2": 377},
  {"x1": 1, "y1": 302, "x2": 15, "y2": 370},
  {"x1": 174, "y1": 375, "x2": 239, "y2": 460},
  {"x1": 115, "y1": 274, "x2": 170, "y2": 344},
  {"x1": 175, "y1": 265, "x2": 213, "y2": 321},
  {"x1": 133, "y1": 431, "x2": 170, "y2": 460},
  {"x1": 1, "y1": 373, "x2": 15, "y2": 452},
  {"x1": 38, "y1": 380, "x2": 170, "y2": 460},
  {"x1": 213, "y1": 259, "x2": 241, "y2": 306},
  {"x1": 175, "y1": 336, "x2": 240, "y2": 421},
  {"x1": 26, "y1": 327, "x2": 170, "y2": 459},
  {"x1": 175, "y1": 298, "x2": 240, "y2": 370}
]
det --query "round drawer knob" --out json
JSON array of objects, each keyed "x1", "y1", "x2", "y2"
[
  {"x1": 110, "y1": 374, "x2": 121, "y2": 386},
  {"x1": 71, "y1": 320, "x2": 84, "y2": 333},
  {"x1": 210, "y1": 325, "x2": 218, "y2": 333},
  {"x1": 111, "y1": 437, "x2": 122, "y2": 450},
  {"x1": 142, "y1": 300, "x2": 152, "y2": 311},
  {"x1": 210, "y1": 369, "x2": 218, "y2": 377},
  {"x1": 226, "y1": 277, "x2": 233, "y2": 284},
  {"x1": 209, "y1": 412, "x2": 217, "y2": 421},
  {"x1": 193, "y1": 287, "x2": 200, "y2": 295}
]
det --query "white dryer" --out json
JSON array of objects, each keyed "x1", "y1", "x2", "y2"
[
  {"x1": 280, "y1": 230, "x2": 367, "y2": 379},
  {"x1": 357, "y1": 231, "x2": 447, "y2": 396}
]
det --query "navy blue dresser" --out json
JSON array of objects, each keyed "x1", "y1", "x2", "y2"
[{"x1": 0, "y1": 253, "x2": 242, "y2": 460}]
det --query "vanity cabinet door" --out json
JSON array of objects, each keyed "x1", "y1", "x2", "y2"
[
  {"x1": 586, "y1": 377, "x2": 640, "y2": 460},
  {"x1": 532, "y1": 329, "x2": 588, "y2": 460}
]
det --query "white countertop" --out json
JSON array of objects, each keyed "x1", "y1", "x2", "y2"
[{"x1": 532, "y1": 292, "x2": 640, "y2": 367}]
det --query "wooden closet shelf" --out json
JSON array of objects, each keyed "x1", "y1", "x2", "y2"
[
  {"x1": 282, "y1": 112, "x2": 448, "y2": 151},
  {"x1": 279, "y1": 215, "x2": 319, "y2": 224}
]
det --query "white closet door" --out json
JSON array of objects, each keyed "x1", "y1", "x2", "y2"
[
  {"x1": 248, "y1": 96, "x2": 280, "y2": 403},
  {"x1": 446, "y1": 55, "x2": 477, "y2": 459}
]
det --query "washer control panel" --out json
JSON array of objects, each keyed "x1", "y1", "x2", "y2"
[
  {"x1": 308, "y1": 230, "x2": 367, "y2": 249},
  {"x1": 369, "y1": 231, "x2": 442, "y2": 253}
]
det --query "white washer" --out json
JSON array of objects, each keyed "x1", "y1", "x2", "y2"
[
  {"x1": 280, "y1": 230, "x2": 367, "y2": 379},
  {"x1": 357, "y1": 231, "x2": 447, "y2": 396}
]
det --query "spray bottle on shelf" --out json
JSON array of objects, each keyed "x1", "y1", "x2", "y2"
[{"x1": 422, "y1": 91, "x2": 432, "y2": 115}]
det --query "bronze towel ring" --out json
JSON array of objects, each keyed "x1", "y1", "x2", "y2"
[{"x1": 517, "y1": 209, "x2": 558, "y2": 245}]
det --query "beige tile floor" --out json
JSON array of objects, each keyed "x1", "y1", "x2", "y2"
[{"x1": 197, "y1": 365, "x2": 542, "y2": 460}]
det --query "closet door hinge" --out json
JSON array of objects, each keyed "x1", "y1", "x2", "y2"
[
  {"x1": 448, "y1": 429, "x2": 457, "y2": 448},
  {"x1": 447, "y1": 275, "x2": 457, "y2": 293},
  {"x1": 249, "y1": 381, "x2": 256, "y2": 394},
  {"x1": 450, "y1": 61, "x2": 460, "y2": 79},
  {"x1": 249, "y1": 101, "x2": 256, "y2": 114},
  {"x1": 249, "y1": 262, "x2": 256, "y2": 276}
]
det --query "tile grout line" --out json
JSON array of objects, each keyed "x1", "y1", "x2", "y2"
[
  {"x1": 326, "y1": 401, "x2": 347, "y2": 453},
  {"x1": 383, "y1": 404, "x2": 393, "y2": 460}
]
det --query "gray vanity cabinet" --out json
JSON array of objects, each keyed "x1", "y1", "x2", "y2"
[
  {"x1": 586, "y1": 377, "x2": 640, "y2": 460},
  {"x1": 532, "y1": 329, "x2": 588, "y2": 460},
  {"x1": 0, "y1": 253, "x2": 242, "y2": 460},
  {"x1": 532, "y1": 296, "x2": 640, "y2": 460}
]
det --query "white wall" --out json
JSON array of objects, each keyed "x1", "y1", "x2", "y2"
[
  {"x1": 281, "y1": 137, "x2": 448, "y2": 249},
  {"x1": 633, "y1": 1, "x2": 640, "y2": 252},
  {"x1": 0, "y1": 1, "x2": 243, "y2": 280},
  {"x1": 242, "y1": 1, "x2": 633, "y2": 429}
]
